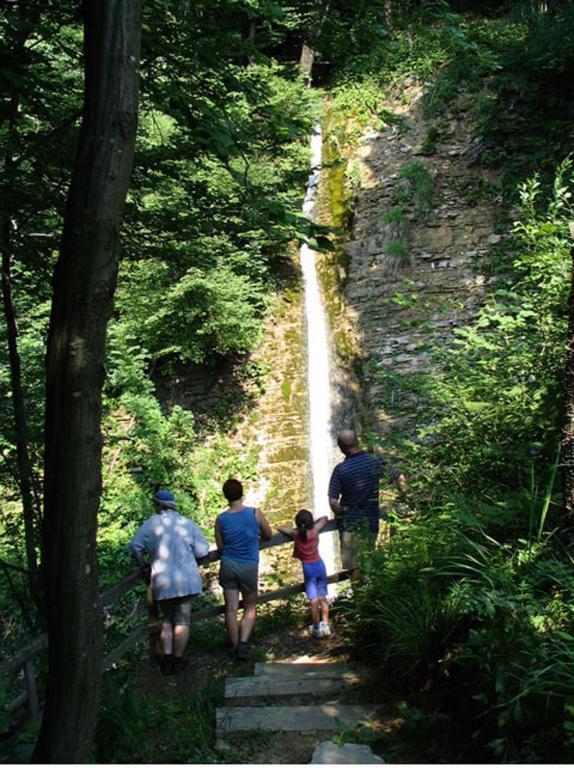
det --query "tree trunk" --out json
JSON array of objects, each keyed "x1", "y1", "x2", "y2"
[
  {"x1": 299, "y1": 0, "x2": 330, "y2": 87},
  {"x1": 32, "y1": 1, "x2": 141, "y2": 762},
  {"x1": 384, "y1": 0, "x2": 393, "y2": 28},
  {"x1": 1, "y1": 94, "x2": 42, "y2": 611},
  {"x1": 562, "y1": 223, "x2": 574, "y2": 520},
  {"x1": 299, "y1": 42, "x2": 315, "y2": 85}
]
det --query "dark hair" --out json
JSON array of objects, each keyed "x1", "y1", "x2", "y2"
[
  {"x1": 223, "y1": 478, "x2": 243, "y2": 502},
  {"x1": 295, "y1": 509, "x2": 314, "y2": 541}
]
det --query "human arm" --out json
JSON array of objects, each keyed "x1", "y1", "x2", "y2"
[
  {"x1": 397, "y1": 473, "x2": 407, "y2": 495},
  {"x1": 328, "y1": 466, "x2": 343, "y2": 517},
  {"x1": 276, "y1": 525, "x2": 296, "y2": 538},
  {"x1": 375, "y1": 446, "x2": 407, "y2": 493},
  {"x1": 214, "y1": 516, "x2": 224, "y2": 553},
  {"x1": 256, "y1": 508, "x2": 273, "y2": 540},
  {"x1": 328, "y1": 497, "x2": 342, "y2": 515},
  {"x1": 190, "y1": 523, "x2": 210, "y2": 560},
  {"x1": 128, "y1": 523, "x2": 150, "y2": 581},
  {"x1": 313, "y1": 515, "x2": 329, "y2": 532}
]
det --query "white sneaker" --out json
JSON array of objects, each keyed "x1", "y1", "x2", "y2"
[
  {"x1": 309, "y1": 624, "x2": 323, "y2": 639},
  {"x1": 320, "y1": 621, "x2": 331, "y2": 637}
]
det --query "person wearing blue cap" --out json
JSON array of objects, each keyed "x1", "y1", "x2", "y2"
[{"x1": 129, "y1": 489, "x2": 210, "y2": 675}]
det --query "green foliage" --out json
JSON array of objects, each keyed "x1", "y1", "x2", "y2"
[
  {"x1": 397, "y1": 160, "x2": 434, "y2": 216},
  {"x1": 354, "y1": 497, "x2": 574, "y2": 761},
  {"x1": 427, "y1": 158, "x2": 572, "y2": 492},
  {"x1": 94, "y1": 675, "x2": 224, "y2": 763},
  {"x1": 385, "y1": 239, "x2": 410, "y2": 266},
  {"x1": 353, "y1": 161, "x2": 574, "y2": 761},
  {"x1": 420, "y1": 123, "x2": 442, "y2": 155},
  {"x1": 421, "y1": 4, "x2": 574, "y2": 196},
  {"x1": 381, "y1": 204, "x2": 406, "y2": 226},
  {"x1": 0, "y1": 0, "x2": 321, "y2": 602}
]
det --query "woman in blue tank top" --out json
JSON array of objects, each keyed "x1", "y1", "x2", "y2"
[{"x1": 215, "y1": 478, "x2": 272, "y2": 659}]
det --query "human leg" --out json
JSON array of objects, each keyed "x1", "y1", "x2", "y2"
[
  {"x1": 156, "y1": 599, "x2": 177, "y2": 674},
  {"x1": 316, "y1": 560, "x2": 331, "y2": 637},
  {"x1": 160, "y1": 620, "x2": 173, "y2": 655},
  {"x1": 171, "y1": 597, "x2": 193, "y2": 658},
  {"x1": 220, "y1": 560, "x2": 242, "y2": 649},
  {"x1": 173, "y1": 625, "x2": 190, "y2": 656},
  {"x1": 309, "y1": 598, "x2": 320, "y2": 626},
  {"x1": 157, "y1": 598, "x2": 176, "y2": 654},
  {"x1": 234, "y1": 563, "x2": 259, "y2": 644},
  {"x1": 223, "y1": 589, "x2": 240, "y2": 649},
  {"x1": 320, "y1": 598, "x2": 329, "y2": 624},
  {"x1": 302, "y1": 562, "x2": 323, "y2": 637},
  {"x1": 239, "y1": 590, "x2": 257, "y2": 643}
]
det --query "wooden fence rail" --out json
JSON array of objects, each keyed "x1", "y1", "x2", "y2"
[{"x1": 1, "y1": 518, "x2": 344, "y2": 719}]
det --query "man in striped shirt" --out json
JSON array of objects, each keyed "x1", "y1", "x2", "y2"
[{"x1": 328, "y1": 430, "x2": 407, "y2": 579}]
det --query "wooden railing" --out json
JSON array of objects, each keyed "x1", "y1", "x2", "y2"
[{"x1": 1, "y1": 519, "x2": 346, "y2": 722}]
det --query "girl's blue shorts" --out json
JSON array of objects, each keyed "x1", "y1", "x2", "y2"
[{"x1": 302, "y1": 559, "x2": 328, "y2": 600}]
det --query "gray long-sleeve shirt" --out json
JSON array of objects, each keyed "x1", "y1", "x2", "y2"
[{"x1": 128, "y1": 510, "x2": 210, "y2": 600}]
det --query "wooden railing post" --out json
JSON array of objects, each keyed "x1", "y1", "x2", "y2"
[{"x1": 23, "y1": 659, "x2": 39, "y2": 721}]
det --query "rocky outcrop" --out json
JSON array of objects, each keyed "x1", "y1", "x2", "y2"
[{"x1": 336, "y1": 87, "x2": 504, "y2": 435}]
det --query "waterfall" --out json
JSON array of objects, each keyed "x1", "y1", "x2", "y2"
[{"x1": 300, "y1": 124, "x2": 339, "y2": 584}]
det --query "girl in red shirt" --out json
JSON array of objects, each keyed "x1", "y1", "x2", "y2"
[{"x1": 278, "y1": 510, "x2": 331, "y2": 638}]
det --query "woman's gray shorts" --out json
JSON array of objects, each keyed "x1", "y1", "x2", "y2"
[{"x1": 219, "y1": 559, "x2": 259, "y2": 595}]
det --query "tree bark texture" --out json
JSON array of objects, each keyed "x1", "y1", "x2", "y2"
[
  {"x1": 562, "y1": 223, "x2": 574, "y2": 520},
  {"x1": 32, "y1": 1, "x2": 141, "y2": 762}
]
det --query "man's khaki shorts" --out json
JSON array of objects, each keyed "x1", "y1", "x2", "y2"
[{"x1": 157, "y1": 595, "x2": 195, "y2": 626}]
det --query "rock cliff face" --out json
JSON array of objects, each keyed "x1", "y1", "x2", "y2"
[{"x1": 332, "y1": 87, "x2": 504, "y2": 439}]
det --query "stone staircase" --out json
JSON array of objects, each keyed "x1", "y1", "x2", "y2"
[{"x1": 216, "y1": 661, "x2": 378, "y2": 743}]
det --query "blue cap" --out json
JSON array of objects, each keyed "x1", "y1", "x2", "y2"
[{"x1": 154, "y1": 489, "x2": 175, "y2": 504}]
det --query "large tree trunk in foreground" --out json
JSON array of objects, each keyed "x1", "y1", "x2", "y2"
[
  {"x1": 33, "y1": 1, "x2": 141, "y2": 762},
  {"x1": 562, "y1": 223, "x2": 574, "y2": 520}
]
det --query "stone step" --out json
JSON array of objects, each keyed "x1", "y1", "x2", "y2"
[
  {"x1": 225, "y1": 675, "x2": 353, "y2": 705},
  {"x1": 216, "y1": 704, "x2": 376, "y2": 737},
  {"x1": 311, "y1": 740, "x2": 385, "y2": 764},
  {"x1": 254, "y1": 662, "x2": 357, "y2": 679}
]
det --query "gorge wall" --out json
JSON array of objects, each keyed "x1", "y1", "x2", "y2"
[{"x1": 327, "y1": 84, "x2": 504, "y2": 448}]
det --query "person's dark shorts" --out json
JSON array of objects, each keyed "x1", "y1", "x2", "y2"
[
  {"x1": 219, "y1": 559, "x2": 259, "y2": 595},
  {"x1": 302, "y1": 559, "x2": 328, "y2": 601},
  {"x1": 157, "y1": 595, "x2": 196, "y2": 626}
]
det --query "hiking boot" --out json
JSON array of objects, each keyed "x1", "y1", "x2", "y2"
[
  {"x1": 309, "y1": 624, "x2": 323, "y2": 639},
  {"x1": 320, "y1": 621, "x2": 332, "y2": 637},
  {"x1": 172, "y1": 656, "x2": 189, "y2": 674},
  {"x1": 235, "y1": 641, "x2": 250, "y2": 660}
]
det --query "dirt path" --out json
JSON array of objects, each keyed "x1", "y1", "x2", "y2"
[{"x1": 132, "y1": 599, "x2": 414, "y2": 764}]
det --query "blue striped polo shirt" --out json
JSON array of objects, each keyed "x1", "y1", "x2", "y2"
[{"x1": 328, "y1": 450, "x2": 401, "y2": 533}]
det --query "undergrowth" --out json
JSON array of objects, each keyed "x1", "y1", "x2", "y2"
[{"x1": 350, "y1": 138, "x2": 574, "y2": 762}]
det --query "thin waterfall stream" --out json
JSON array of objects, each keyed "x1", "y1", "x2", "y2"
[{"x1": 300, "y1": 124, "x2": 339, "y2": 584}]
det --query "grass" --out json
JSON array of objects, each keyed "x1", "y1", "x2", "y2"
[{"x1": 94, "y1": 676, "x2": 226, "y2": 764}]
